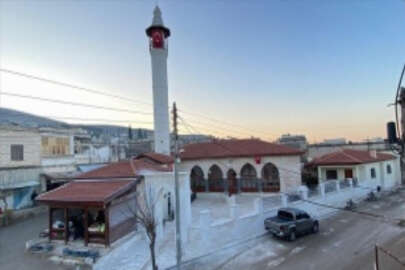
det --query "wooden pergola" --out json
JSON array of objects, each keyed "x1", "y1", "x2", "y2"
[{"x1": 36, "y1": 179, "x2": 139, "y2": 247}]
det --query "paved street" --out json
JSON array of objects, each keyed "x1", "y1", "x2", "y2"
[
  {"x1": 182, "y1": 190, "x2": 405, "y2": 270},
  {"x1": 0, "y1": 213, "x2": 71, "y2": 270}
]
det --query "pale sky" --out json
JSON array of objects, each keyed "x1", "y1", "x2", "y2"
[{"x1": 1, "y1": 0, "x2": 405, "y2": 142}]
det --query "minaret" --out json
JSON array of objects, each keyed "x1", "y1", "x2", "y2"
[{"x1": 146, "y1": 6, "x2": 171, "y2": 155}]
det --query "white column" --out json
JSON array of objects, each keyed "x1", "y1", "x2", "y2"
[
  {"x1": 281, "y1": 194, "x2": 288, "y2": 207},
  {"x1": 317, "y1": 166, "x2": 323, "y2": 182},
  {"x1": 254, "y1": 198, "x2": 263, "y2": 215},
  {"x1": 69, "y1": 135, "x2": 74, "y2": 156},
  {"x1": 199, "y1": 210, "x2": 211, "y2": 251},
  {"x1": 320, "y1": 183, "x2": 326, "y2": 197},
  {"x1": 230, "y1": 202, "x2": 239, "y2": 220},
  {"x1": 299, "y1": 186, "x2": 308, "y2": 200},
  {"x1": 335, "y1": 180, "x2": 340, "y2": 192}
]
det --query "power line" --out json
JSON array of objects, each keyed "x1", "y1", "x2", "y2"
[
  {"x1": 50, "y1": 116, "x2": 153, "y2": 125},
  {"x1": 180, "y1": 115, "x2": 272, "y2": 141},
  {"x1": 178, "y1": 116, "x2": 241, "y2": 138},
  {"x1": 1, "y1": 68, "x2": 278, "y2": 140},
  {"x1": 0, "y1": 68, "x2": 154, "y2": 107},
  {"x1": 178, "y1": 108, "x2": 276, "y2": 139},
  {"x1": 0, "y1": 91, "x2": 153, "y2": 115}
]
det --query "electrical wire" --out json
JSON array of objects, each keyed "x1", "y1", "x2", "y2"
[
  {"x1": 0, "y1": 68, "x2": 153, "y2": 107},
  {"x1": 178, "y1": 108, "x2": 276, "y2": 139},
  {"x1": 180, "y1": 115, "x2": 273, "y2": 141},
  {"x1": 0, "y1": 91, "x2": 153, "y2": 115},
  {"x1": 178, "y1": 116, "x2": 243, "y2": 139},
  {"x1": 1, "y1": 68, "x2": 277, "y2": 140},
  {"x1": 50, "y1": 116, "x2": 153, "y2": 125}
]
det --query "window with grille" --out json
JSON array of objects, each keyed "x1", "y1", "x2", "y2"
[{"x1": 11, "y1": 144, "x2": 24, "y2": 161}]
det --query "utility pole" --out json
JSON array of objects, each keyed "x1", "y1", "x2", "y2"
[
  {"x1": 397, "y1": 64, "x2": 405, "y2": 185},
  {"x1": 375, "y1": 245, "x2": 380, "y2": 270},
  {"x1": 172, "y1": 102, "x2": 182, "y2": 269},
  {"x1": 400, "y1": 87, "x2": 405, "y2": 185}
]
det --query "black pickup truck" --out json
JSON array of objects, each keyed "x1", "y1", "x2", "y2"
[{"x1": 264, "y1": 208, "x2": 319, "y2": 241}]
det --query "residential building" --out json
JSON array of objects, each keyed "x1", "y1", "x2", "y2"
[
  {"x1": 306, "y1": 149, "x2": 399, "y2": 189},
  {"x1": 0, "y1": 125, "x2": 42, "y2": 210},
  {"x1": 0, "y1": 124, "x2": 95, "y2": 210},
  {"x1": 277, "y1": 134, "x2": 308, "y2": 151},
  {"x1": 322, "y1": 138, "x2": 347, "y2": 145},
  {"x1": 308, "y1": 140, "x2": 390, "y2": 159}
]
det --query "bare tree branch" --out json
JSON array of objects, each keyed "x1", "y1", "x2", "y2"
[{"x1": 120, "y1": 177, "x2": 163, "y2": 270}]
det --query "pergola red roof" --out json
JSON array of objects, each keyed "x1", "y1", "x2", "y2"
[
  {"x1": 36, "y1": 179, "x2": 137, "y2": 206},
  {"x1": 180, "y1": 139, "x2": 302, "y2": 161},
  {"x1": 308, "y1": 149, "x2": 396, "y2": 166}
]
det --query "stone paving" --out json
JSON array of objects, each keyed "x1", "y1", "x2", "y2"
[{"x1": 96, "y1": 193, "x2": 263, "y2": 270}]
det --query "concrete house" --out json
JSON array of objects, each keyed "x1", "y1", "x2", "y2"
[
  {"x1": 0, "y1": 125, "x2": 85, "y2": 210},
  {"x1": 307, "y1": 149, "x2": 399, "y2": 189},
  {"x1": 0, "y1": 125, "x2": 42, "y2": 210}
]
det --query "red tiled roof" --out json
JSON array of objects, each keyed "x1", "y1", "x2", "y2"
[
  {"x1": 136, "y1": 152, "x2": 174, "y2": 164},
  {"x1": 36, "y1": 180, "x2": 136, "y2": 206},
  {"x1": 308, "y1": 149, "x2": 396, "y2": 166},
  {"x1": 131, "y1": 158, "x2": 172, "y2": 174},
  {"x1": 78, "y1": 160, "x2": 136, "y2": 179},
  {"x1": 77, "y1": 155, "x2": 172, "y2": 179},
  {"x1": 179, "y1": 139, "x2": 302, "y2": 161}
]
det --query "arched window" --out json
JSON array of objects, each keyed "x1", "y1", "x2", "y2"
[
  {"x1": 208, "y1": 164, "x2": 224, "y2": 192},
  {"x1": 190, "y1": 166, "x2": 205, "y2": 193},
  {"x1": 261, "y1": 163, "x2": 280, "y2": 192},
  {"x1": 240, "y1": 163, "x2": 258, "y2": 192}
]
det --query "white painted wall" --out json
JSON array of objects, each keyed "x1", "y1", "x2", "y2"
[
  {"x1": 143, "y1": 171, "x2": 191, "y2": 243},
  {"x1": 75, "y1": 145, "x2": 112, "y2": 164},
  {"x1": 179, "y1": 155, "x2": 302, "y2": 192},
  {"x1": 318, "y1": 158, "x2": 400, "y2": 189},
  {"x1": 0, "y1": 128, "x2": 41, "y2": 168},
  {"x1": 41, "y1": 156, "x2": 76, "y2": 174},
  {"x1": 150, "y1": 41, "x2": 170, "y2": 155},
  {"x1": 318, "y1": 166, "x2": 357, "y2": 181}
]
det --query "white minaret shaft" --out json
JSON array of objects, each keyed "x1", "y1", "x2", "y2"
[{"x1": 146, "y1": 6, "x2": 171, "y2": 155}]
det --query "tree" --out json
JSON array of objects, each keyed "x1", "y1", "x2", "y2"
[{"x1": 127, "y1": 185, "x2": 162, "y2": 270}]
